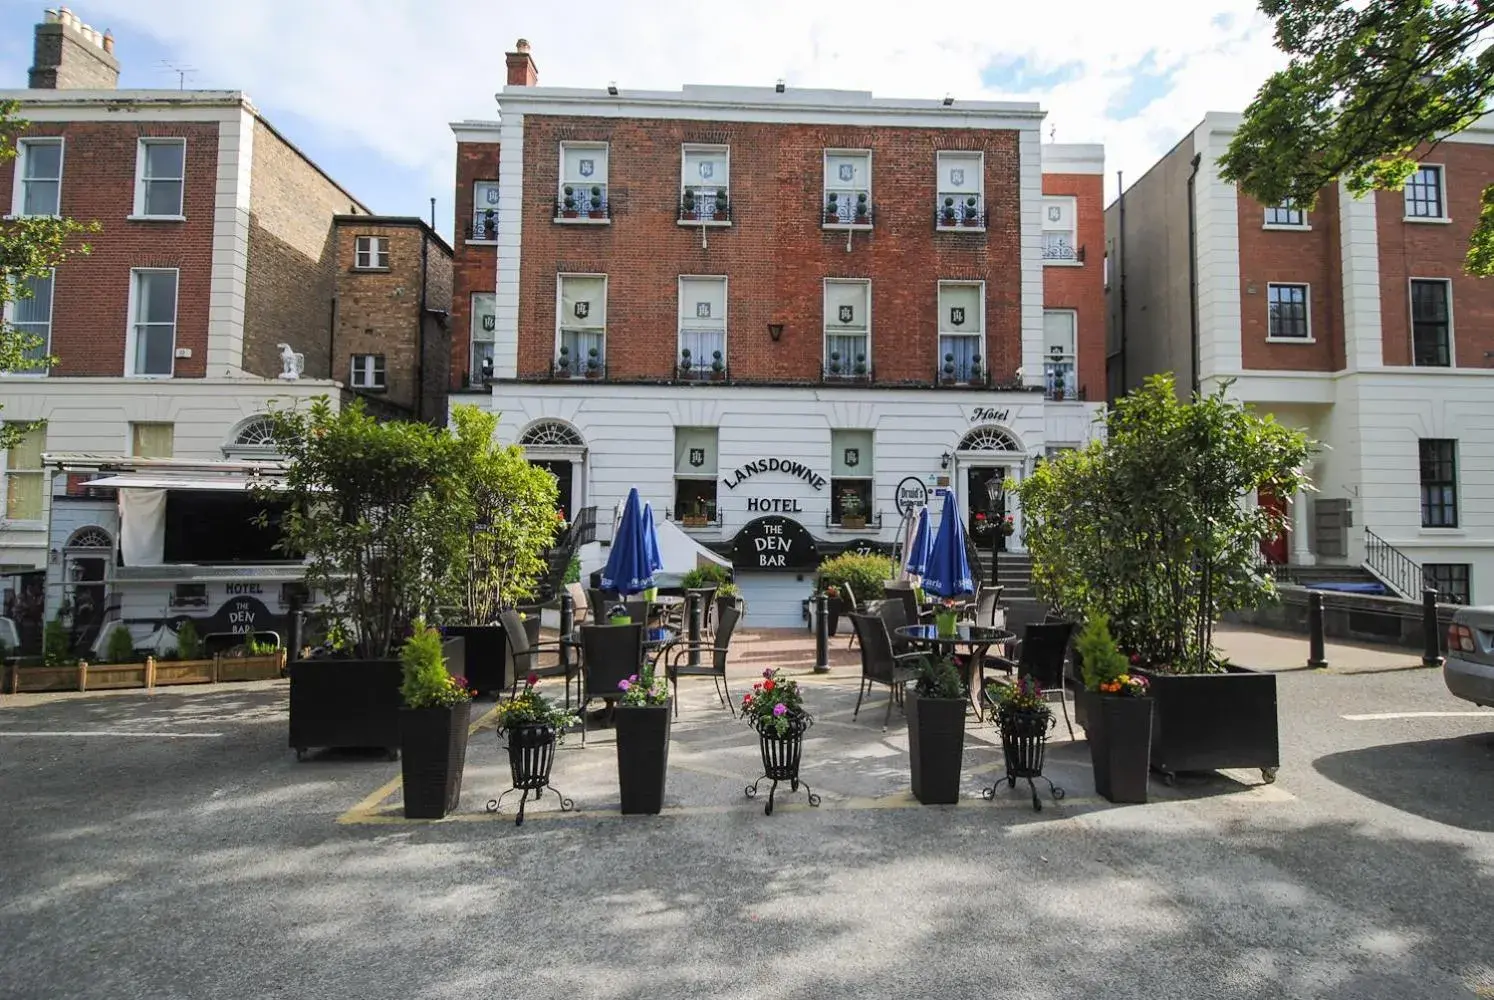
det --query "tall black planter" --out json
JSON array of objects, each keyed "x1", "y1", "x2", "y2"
[
  {"x1": 615, "y1": 703, "x2": 671, "y2": 815},
  {"x1": 399, "y1": 700, "x2": 472, "y2": 819},
  {"x1": 1088, "y1": 696, "x2": 1152, "y2": 804},
  {"x1": 1136, "y1": 665, "x2": 1279, "y2": 783},
  {"x1": 906, "y1": 691, "x2": 966, "y2": 805},
  {"x1": 289, "y1": 659, "x2": 403, "y2": 760}
]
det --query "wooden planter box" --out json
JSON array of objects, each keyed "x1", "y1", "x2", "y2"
[
  {"x1": 216, "y1": 651, "x2": 286, "y2": 683},
  {"x1": 288, "y1": 658, "x2": 403, "y2": 759},
  {"x1": 153, "y1": 658, "x2": 217, "y2": 686},
  {"x1": 1135, "y1": 665, "x2": 1279, "y2": 782},
  {"x1": 6, "y1": 651, "x2": 289, "y2": 693}
]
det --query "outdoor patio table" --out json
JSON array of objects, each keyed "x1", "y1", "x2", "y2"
[
  {"x1": 562, "y1": 626, "x2": 678, "y2": 665},
  {"x1": 895, "y1": 624, "x2": 1016, "y2": 717}
]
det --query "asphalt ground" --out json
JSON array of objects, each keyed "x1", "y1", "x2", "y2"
[{"x1": 2, "y1": 639, "x2": 1491, "y2": 1000}]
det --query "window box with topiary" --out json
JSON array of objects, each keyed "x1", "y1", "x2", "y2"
[
  {"x1": 585, "y1": 348, "x2": 602, "y2": 378},
  {"x1": 824, "y1": 192, "x2": 840, "y2": 223},
  {"x1": 561, "y1": 185, "x2": 578, "y2": 219},
  {"x1": 556, "y1": 345, "x2": 572, "y2": 377},
  {"x1": 710, "y1": 350, "x2": 725, "y2": 380},
  {"x1": 941, "y1": 352, "x2": 958, "y2": 383},
  {"x1": 941, "y1": 197, "x2": 956, "y2": 227},
  {"x1": 681, "y1": 188, "x2": 697, "y2": 221},
  {"x1": 588, "y1": 186, "x2": 606, "y2": 219},
  {"x1": 963, "y1": 195, "x2": 981, "y2": 226},
  {"x1": 713, "y1": 189, "x2": 729, "y2": 221}
]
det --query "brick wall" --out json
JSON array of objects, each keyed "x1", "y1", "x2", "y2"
[
  {"x1": 243, "y1": 119, "x2": 361, "y2": 379},
  {"x1": 1236, "y1": 185, "x2": 1343, "y2": 371},
  {"x1": 422, "y1": 233, "x2": 454, "y2": 421},
  {"x1": 332, "y1": 223, "x2": 428, "y2": 413},
  {"x1": 1376, "y1": 141, "x2": 1494, "y2": 367},
  {"x1": 450, "y1": 140, "x2": 499, "y2": 387},
  {"x1": 1041, "y1": 171, "x2": 1105, "y2": 398},
  {"x1": 514, "y1": 116, "x2": 1023, "y2": 383},
  {"x1": 0, "y1": 120, "x2": 218, "y2": 377}
]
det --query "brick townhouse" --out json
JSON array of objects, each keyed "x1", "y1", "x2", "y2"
[
  {"x1": 0, "y1": 8, "x2": 440, "y2": 653},
  {"x1": 450, "y1": 41, "x2": 1105, "y2": 624},
  {"x1": 1107, "y1": 111, "x2": 1494, "y2": 605}
]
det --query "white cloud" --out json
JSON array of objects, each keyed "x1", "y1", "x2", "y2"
[{"x1": 74, "y1": 0, "x2": 1290, "y2": 210}]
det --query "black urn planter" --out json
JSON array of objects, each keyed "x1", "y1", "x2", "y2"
[
  {"x1": 824, "y1": 598, "x2": 848, "y2": 637},
  {"x1": 1136, "y1": 665, "x2": 1280, "y2": 784},
  {"x1": 746, "y1": 715, "x2": 821, "y2": 815},
  {"x1": 1087, "y1": 695, "x2": 1153, "y2": 804},
  {"x1": 614, "y1": 703, "x2": 671, "y2": 815},
  {"x1": 441, "y1": 626, "x2": 504, "y2": 695},
  {"x1": 989, "y1": 707, "x2": 1064, "y2": 811},
  {"x1": 288, "y1": 659, "x2": 403, "y2": 760},
  {"x1": 906, "y1": 690, "x2": 966, "y2": 805},
  {"x1": 488, "y1": 722, "x2": 573, "y2": 826},
  {"x1": 399, "y1": 700, "x2": 472, "y2": 819}
]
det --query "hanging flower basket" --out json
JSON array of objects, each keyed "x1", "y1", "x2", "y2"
[
  {"x1": 741, "y1": 669, "x2": 821, "y2": 815},
  {"x1": 507, "y1": 722, "x2": 558, "y2": 790},
  {"x1": 985, "y1": 677, "x2": 1065, "y2": 811}
]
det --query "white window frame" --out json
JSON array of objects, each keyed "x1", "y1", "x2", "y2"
[
  {"x1": 677, "y1": 275, "x2": 728, "y2": 378},
  {"x1": 1408, "y1": 276, "x2": 1455, "y2": 367},
  {"x1": 823, "y1": 278, "x2": 871, "y2": 376},
  {"x1": 1042, "y1": 196, "x2": 1079, "y2": 265},
  {"x1": 679, "y1": 144, "x2": 732, "y2": 228},
  {"x1": 124, "y1": 267, "x2": 180, "y2": 378},
  {"x1": 934, "y1": 150, "x2": 985, "y2": 231},
  {"x1": 470, "y1": 292, "x2": 496, "y2": 381},
  {"x1": 131, "y1": 138, "x2": 187, "y2": 220},
  {"x1": 2, "y1": 269, "x2": 55, "y2": 376},
  {"x1": 829, "y1": 429, "x2": 875, "y2": 528},
  {"x1": 557, "y1": 142, "x2": 610, "y2": 225},
  {"x1": 470, "y1": 181, "x2": 499, "y2": 242},
  {"x1": 1403, "y1": 163, "x2": 1450, "y2": 223},
  {"x1": 349, "y1": 353, "x2": 387, "y2": 390},
  {"x1": 2, "y1": 421, "x2": 47, "y2": 526},
  {"x1": 11, "y1": 138, "x2": 64, "y2": 219},
  {"x1": 937, "y1": 280, "x2": 986, "y2": 381},
  {"x1": 673, "y1": 426, "x2": 720, "y2": 527},
  {"x1": 822, "y1": 149, "x2": 873, "y2": 230},
  {"x1": 1266, "y1": 282, "x2": 1313, "y2": 343},
  {"x1": 556, "y1": 273, "x2": 608, "y2": 376},
  {"x1": 1263, "y1": 200, "x2": 1308, "y2": 230},
  {"x1": 354, "y1": 236, "x2": 389, "y2": 270}
]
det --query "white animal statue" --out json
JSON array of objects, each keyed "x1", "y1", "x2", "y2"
[{"x1": 277, "y1": 342, "x2": 305, "y2": 380}]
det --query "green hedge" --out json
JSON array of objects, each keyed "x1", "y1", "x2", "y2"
[{"x1": 816, "y1": 552, "x2": 897, "y2": 609}]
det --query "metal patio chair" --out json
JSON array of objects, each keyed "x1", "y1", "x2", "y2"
[
  {"x1": 848, "y1": 611, "x2": 922, "y2": 731},
  {"x1": 663, "y1": 602, "x2": 741, "y2": 718},
  {"x1": 577, "y1": 622, "x2": 644, "y2": 746}
]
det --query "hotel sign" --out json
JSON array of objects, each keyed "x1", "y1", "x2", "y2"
[
  {"x1": 731, "y1": 516, "x2": 818, "y2": 571},
  {"x1": 721, "y1": 457, "x2": 826, "y2": 492}
]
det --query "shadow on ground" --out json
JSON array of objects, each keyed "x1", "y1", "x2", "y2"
[{"x1": 1314, "y1": 731, "x2": 1494, "y2": 832}]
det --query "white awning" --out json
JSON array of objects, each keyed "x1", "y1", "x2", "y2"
[{"x1": 87, "y1": 475, "x2": 276, "y2": 491}]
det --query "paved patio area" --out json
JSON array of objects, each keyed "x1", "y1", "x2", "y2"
[{"x1": 2, "y1": 626, "x2": 1491, "y2": 999}]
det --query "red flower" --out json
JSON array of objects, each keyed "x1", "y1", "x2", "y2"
[
  {"x1": 1128, "y1": 654, "x2": 1141, "y2": 665},
  {"x1": 763, "y1": 679, "x2": 775, "y2": 692},
  {"x1": 526, "y1": 672, "x2": 540, "y2": 687},
  {"x1": 754, "y1": 682, "x2": 762, "y2": 690}
]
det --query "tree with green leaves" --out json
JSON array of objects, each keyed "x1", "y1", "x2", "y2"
[
  {"x1": 1, "y1": 100, "x2": 96, "y2": 448},
  {"x1": 259, "y1": 398, "x2": 467, "y2": 660},
  {"x1": 1016, "y1": 375, "x2": 1313, "y2": 672},
  {"x1": 1220, "y1": 0, "x2": 1494, "y2": 275},
  {"x1": 447, "y1": 405, "x2": 559, "y2": 623}
]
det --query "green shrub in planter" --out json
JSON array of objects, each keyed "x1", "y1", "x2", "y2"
[
  {"x1": 105, "y1": 626, "x2": 136, "y2": 664},
  {"x1": 816, "y1": 552, "x2": 897, "y2": 610},
  {"x1": 43, "y1": 617, "x2": 70, "y2": 666},
  {"x1": 681, "y1": 564, "x2": 731, "y2": 589},
  {"x1": 175, "y1": 620, "x2": 203, "y2": 661}
]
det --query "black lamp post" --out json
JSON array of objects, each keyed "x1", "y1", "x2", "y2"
[{"x1": 986, "y1": 477, "x2": 1005, "y2": 587}]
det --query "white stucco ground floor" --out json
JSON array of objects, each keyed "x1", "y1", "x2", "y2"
[
  {"x1": 468, "y1": 383, "x2": 1105, "y2": 626},
  {"x1": 1219, "y1": 368, "x2": 1494, "y2": 606}
]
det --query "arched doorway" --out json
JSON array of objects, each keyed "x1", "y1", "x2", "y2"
[
  {"x1": 954, "y1": 425, "x2": 1026, "y2": 552},
  {"x1": 222, "y1": 415, "x2": 279, "y2": 459},
  {"x1": 62, "y1": 526, "x2": 113, "y2": 653},
  {"x1": 518, "y1": 419, "x2": 586, "y2": 521}
]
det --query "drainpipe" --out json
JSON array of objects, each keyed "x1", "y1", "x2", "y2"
[
  {"x1": 1116, "y1": 169, "x2": 1127, "y2": 396},
  {"x1": 416, "y1": 230, "x2": 429, "y2": 421},
  {"x1": 1186, "y1": 153, "x2": 1202, "y2": 397}
]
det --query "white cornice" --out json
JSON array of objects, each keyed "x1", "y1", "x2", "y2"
[
  {"x1": 1042, "y1": 143, "x2": 1104, "y2": 174},
  {"x1": 451, "y1": 120, "x2": 502, "y2": 144}
]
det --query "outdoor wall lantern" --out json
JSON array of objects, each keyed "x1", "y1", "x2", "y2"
[
  {"x1": 940, "y1": 451, "x2": 952, "y2": 470},
  {"x1": 768, "y1": 322, "x2": 784, "y2": 342}
]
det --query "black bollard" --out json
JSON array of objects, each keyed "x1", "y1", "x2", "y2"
[
  {"x1": 686, "y1": 591, "x2": 702, "y2": 669},
  {"x1": 287, "y1": 591, "x2": 304, "y2": 664},
  {"x1": 559, "y1": 591, "x2": 574, "y2": 672},
  {"x1": 1421, "y1": 587, "x2": 1444, "y2": 669},
  {"x1": 1306, "y1": 590, "x2": 1327, "y2": 669},
  {"x1": 813, "y1": 592, "x2": 830, "y2": 673}
]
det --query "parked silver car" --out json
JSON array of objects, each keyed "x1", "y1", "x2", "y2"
[{"x1": 1444, "y1": 606, "x2": 1494, "y2": 708}]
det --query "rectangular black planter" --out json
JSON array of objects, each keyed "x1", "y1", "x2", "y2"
[
  {"x1": 906, "y1": 691, "x2": 966, "y2": 805},
  {"x1": 1136, "y1": 665, "x2": 1279, "y2": 779},
  {"x1": 614, "y1": 703, "x2": 671, "y2": 814},
  {"x1": 442, "y1": 626, "x2": 505, "y2": 695},
  {"x1": 288, "y1": 659, "x2": 403, "y2": 759},
  {"x1": 399, "y1": 701, "x2": 472, "y2": 819},
  {"x1": 1088, "y1": 695, "x2": 1153, "y2": 803}
]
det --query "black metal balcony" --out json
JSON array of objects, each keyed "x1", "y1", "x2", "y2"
[
  {"x1": 934, "y1": 194, "x2": 986, "y2": 230},
  {"x1": 677, "y1": 351, "x2": 728, "y2": 381},
  {"x1": 552, "y1": 350, "x2": 606, "y2": 380},
  {"x1": 822, "y1": 193, "x2": 874, "y2": 227},
  {"x1": 679, "y1": 188, "x2": 732, "y2": 223},
  {"x1": 555, "y1": 185, "x2": 610, "y2": 221},
  {"x1": 467, "y1": 209, "x2": 497, "y2": 241}
]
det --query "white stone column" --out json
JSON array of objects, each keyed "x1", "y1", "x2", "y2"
[{"x1": 1290, "y1": 490, "x2": 1315, "y2": 566}]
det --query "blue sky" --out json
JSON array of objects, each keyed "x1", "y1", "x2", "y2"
[{"x1": 0, "y1": 0, "x2": 1286, "y2": 240}]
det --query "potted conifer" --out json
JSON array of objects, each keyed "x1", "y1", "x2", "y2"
[
  {"x1": 398, "y1": 621, "x2": 475, "y2": 819},
  {"x1": 1076, "y1": 614, "x2": 1153, "y2": 804}
]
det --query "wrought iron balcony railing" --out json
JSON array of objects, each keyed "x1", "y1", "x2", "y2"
[
  {"x1": 1044, "y1": 360, "x2": 1079, "y2": 400},
  {"x1": 1364, "y1": 527, "x2": 1423, "y2": 600},
  {"x1": 679, "y1": 188, "x2": 732, "y2": 223},
  {"x1": 935, "y1": 193, "x2": 986, "y2": 230},
  {"x1": 468, "y1": 209, "x2": 497, "y2": 241},
  {"x1": 822, "y1": 192, "x2": 874, "y2": 227},
  {"x1": 937, "y1": 363, "x2": 988, "y2": 386},
  {"x1": 553, "y1": 336, "x2": 606, "y2": 379},
  {"x1": 1043, "y1": 233, "x2": 1079, "y2": 261},
  {"x1": 555, "y1": 185, "x2": 610, "y2": 221},
  {"x1": 677, "y1": 356, "x2": 728, "y2": 381}
]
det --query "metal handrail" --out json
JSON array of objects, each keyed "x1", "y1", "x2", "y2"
[{"x1": 1363, "y1": 527, "x2": 1423, "y2": 599}]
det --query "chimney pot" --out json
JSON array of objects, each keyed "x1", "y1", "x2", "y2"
[
  {"x1": 515, "y1": 38, "x2": 530, "y2": 53},
  {"x1": 44, "y1": 8, "x2": 59, "y2": 24},
  {"x1": 30, "y1": 5, "x2": 121, "y2": 89},
  {"x1": 505, "y1": 39, "x2": 538, "y2": 87},
  {"x1": 102, "y1": 29, "x2": 113, "y2": 53}
]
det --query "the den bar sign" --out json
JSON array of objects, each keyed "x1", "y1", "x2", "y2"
[{"x1": 722, "y1": 457, "x2": 825, "y2": 514}]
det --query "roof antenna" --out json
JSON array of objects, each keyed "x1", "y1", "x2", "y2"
[
  {"x1": 429, "y1": 197, "x2": 436, "y2": 229},
  {"x1": 159, "y1": 60, "x2": 196, "y2": 89},
  {"x1": 1049, "y1": 123, "x2": 1057, "y2": 143}
]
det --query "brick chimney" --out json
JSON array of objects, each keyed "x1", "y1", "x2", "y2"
[
  {"x1": 505, "y1": 38, "x2": 538, "y2": 87},
  {"x1": 29, "y1": 7, "x2": 119, "y2": 90}
]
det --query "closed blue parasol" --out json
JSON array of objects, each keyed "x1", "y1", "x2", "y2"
[
  {"x1": 921, "y1": 490, "x2": 975, "y2": 598},
  {"x1": 904, "y1": 505, "x2": 933, "y2": 578},
  {"x1": 602, "y1": 487, "x2": 655, "y2": 594},
  {"x1": 641, "y1": 503, "x2": 664, "y2": 573}
]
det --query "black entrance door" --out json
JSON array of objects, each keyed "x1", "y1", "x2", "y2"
[
  {"x1": 965, "y1": 465, "x2": 1008, "y2": 552},
  {"x1": 532, "y1": 460, "x2": 573, "y2": 522}
]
